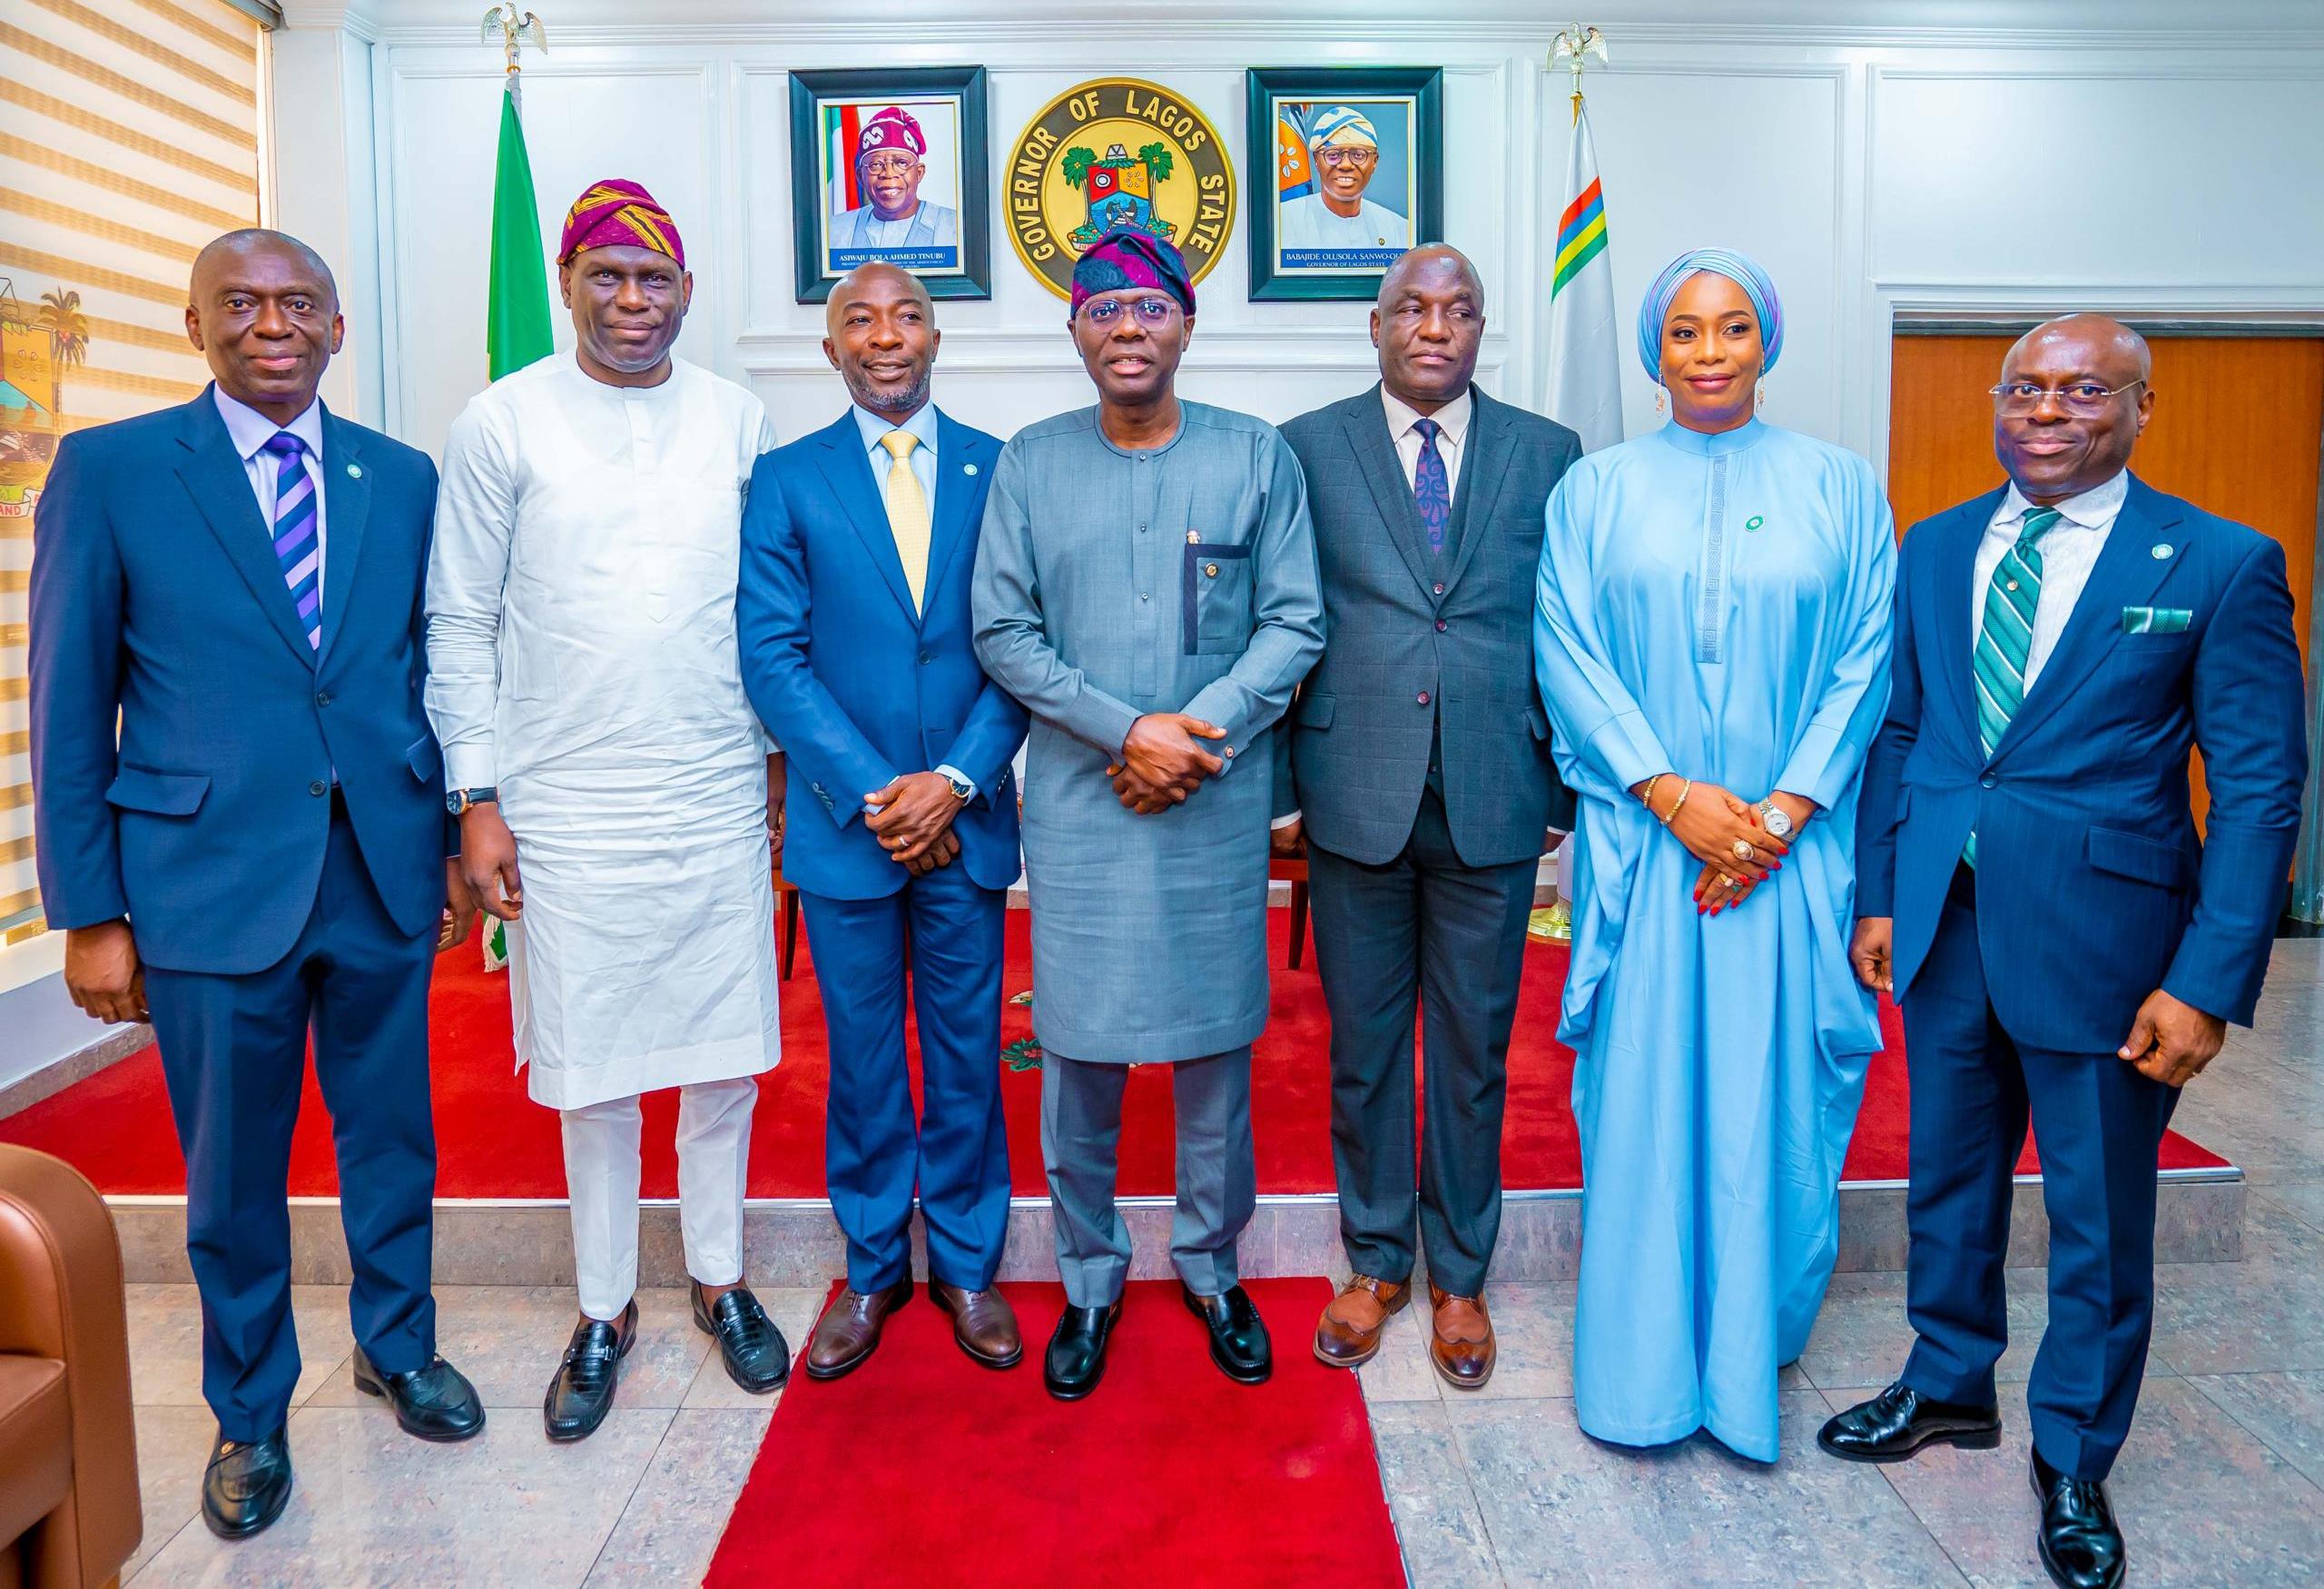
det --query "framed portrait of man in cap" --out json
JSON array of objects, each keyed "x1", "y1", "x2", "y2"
[
  {"x1": 788, "y1": 66, "x2": 992, "y2": 301},
  {"x1": 1245, "y1": 67, "x2": 1443, "y2": 301}
]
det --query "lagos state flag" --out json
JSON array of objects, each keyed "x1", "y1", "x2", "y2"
[{"x1": 1547, "y1": 100, "x2": 1622, "y2": 454}]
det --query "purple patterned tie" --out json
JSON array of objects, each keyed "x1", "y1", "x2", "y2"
[
  {"x1": 262, "y1": 431, "x2": 320, "y2": 649},
  {"x1": 1412, "y1": 417, "x2": 1451, "y2": 552}
]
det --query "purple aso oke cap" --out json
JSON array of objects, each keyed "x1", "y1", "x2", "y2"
[
  {"x1": 1635, "y1": 246, "x2": 1784, "y2": 380},
  {"x1": 1068, "y1": 231, "x2": 1196, "y2": 320}
]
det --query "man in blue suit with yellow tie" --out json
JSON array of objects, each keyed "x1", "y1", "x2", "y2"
[
  {"x1": 1820, "y1": 316, "x2": 2308, "y2": 1589},
  {"x1": 738, "y1": 262, "x2": 1028, "y2": 1377},
  {"x1": 27, "y1": 231, "x2": 484, "y2": 1541}
]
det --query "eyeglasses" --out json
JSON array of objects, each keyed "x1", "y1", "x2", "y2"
[
  {"x1": 1079, "y1": 296, "x2": 1179, "y2": 329},
  {"x1": 1315, "y1": 146, "x2": 1378, "y2": 169},
  {"x1": 1988, "y1": 380, "x2": 2145, "y2": 417}
]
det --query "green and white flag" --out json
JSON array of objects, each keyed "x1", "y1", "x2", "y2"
[
  {"x1": 1547, "y1": 100, "x2": 1623, "y2": 454},
  {"x1": 486, "y1": 78, "x2": 553, "y2": 383}
]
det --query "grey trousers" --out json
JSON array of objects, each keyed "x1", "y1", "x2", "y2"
[{"x1": 1039, "y1": 1047, "x2": 1256, "y2": 1308}]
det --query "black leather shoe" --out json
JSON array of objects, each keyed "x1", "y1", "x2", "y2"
[
  {"x1": 693, "y1": 1282, "x2": 790, "y2": 1393},
  {"x1": 2031, "y1": 1447, "x2": 2126, "y2": 1588},
  {"x1": 1043, "y1": 1298, "x2": 1123, "y2": 1401},
  {"x1": 351, "y1": 1347, "x2": 486, "y2": 1442},
  {"x1": 544, "y1": 1298, "x2": 637, "y2": 1442},
  {"x1": 202, "y1": 1426, "x2": 291, "y2": 1540},
  {"x1": 1817, "y1": 1382, "x2": 2002, "y2": 1463},
  {"x1": 1183, "y1": 1283, "x2": 1272, "y2": 1385}
]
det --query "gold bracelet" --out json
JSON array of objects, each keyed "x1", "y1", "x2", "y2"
[
  {"x1": 1639, "y1": 774, "x2": 1665, "y2": 812},
  {"x1": 1658, "y1": 778, "x2": 1692, "y2": 825}
]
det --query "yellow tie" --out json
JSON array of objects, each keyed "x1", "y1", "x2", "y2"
[{"x1": 880, "y1": 430, "x2": 931, "y2": 614}]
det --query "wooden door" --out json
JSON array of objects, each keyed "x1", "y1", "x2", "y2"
[{"x1": 1887, "y1": 332, "x2": 2322, "y2": 828}]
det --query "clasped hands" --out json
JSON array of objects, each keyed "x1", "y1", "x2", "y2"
[
  {"x1": 1108, "y1": 713, "x2": 1226, "y2": 815},
  {"x1": 1630, "y1": 775, "x2": 1812, "y2": 916},
  {"x1": 864, "y1": 771, "x2": 965, "y2": 874}
]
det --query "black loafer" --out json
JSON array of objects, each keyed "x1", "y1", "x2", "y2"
[
  {"x1": 1182, "y1": 1283, "x2": 1272, "y2": 1385},
  {"x1": 2032, "y1": 1447, "x2": 2126, "y2": 1588},
  {"x1": 544, "y1": 1298, "x2": 637, "y2": 1442},
  {"x1": 351, "y1": 1347, "x2": 486, "y2": 1442},
  {"x1": 1817, "y1": 1382, "x2": 2001, "y2": 1463},
  {"x1": 1043, "y1": 1298, "x2": 1124, "y2": 1401},
  {"x1": 202, "y1": 1425, "x2": 291, "y2": 1540},
  {"x1": 693, "y1": 1282, "x2": 790, "y2": 1393}
]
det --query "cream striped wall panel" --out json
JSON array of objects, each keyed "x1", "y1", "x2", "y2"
[{"x1": 0, "y1": 0, "x2": 265, "y2": 939}]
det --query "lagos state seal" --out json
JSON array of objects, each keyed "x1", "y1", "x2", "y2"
[{"x1": 1004, "y1": 77, "x2": 1236, "y2": 300}]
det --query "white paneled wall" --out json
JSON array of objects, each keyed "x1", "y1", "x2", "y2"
[{"x1": 274, "y1": 1, "x2": 2324, "y2": 469}]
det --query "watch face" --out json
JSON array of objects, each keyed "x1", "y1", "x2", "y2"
[{"x1": 1762, "y1": 804, "x2": 1793, "y2": 837}]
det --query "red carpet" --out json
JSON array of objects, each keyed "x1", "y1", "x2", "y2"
[
  {"x1": 704, "y1": 1277, "x2": 1402, "y2": 1589},
  {"x1": 0, "y1": 909, "x2": 2228, "y2": 1196}
]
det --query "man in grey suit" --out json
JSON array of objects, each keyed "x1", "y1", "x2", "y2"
[{"x1": 1279, "y1": 245, "x2": 1580, "y2": 1390}]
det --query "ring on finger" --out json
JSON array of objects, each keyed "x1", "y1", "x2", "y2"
[{"x1": 1732, "y1": 839, "x2": 1756, "y2": 862}]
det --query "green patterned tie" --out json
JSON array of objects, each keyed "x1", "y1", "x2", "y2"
[{"x1": 1965, "y1": 506, "x2": 2063, "y2": 868}]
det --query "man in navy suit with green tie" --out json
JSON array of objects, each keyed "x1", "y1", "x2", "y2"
[{"x1": 1822, "y1": 316, "x2": 2308, "y2": 1589}]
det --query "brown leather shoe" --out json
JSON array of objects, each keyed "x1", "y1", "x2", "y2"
[
  {"x1": 1427, "y1": 1283, "x2": 1495, "y2": 1390},
  {"x1": 805, "y1": 1278, "x2": 913, "y2": 1380},
  {"x1": 1313, "y1": 1274, "x2": 1413, "y2": 1369},
  {"x1": 930, "y1": 1281, "x2": 1023, "y2": 1369}
]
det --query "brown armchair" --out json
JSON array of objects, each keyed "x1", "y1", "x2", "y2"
[{"x1": 0, "y1": 1146, "x2": 140, "y2": 1589}]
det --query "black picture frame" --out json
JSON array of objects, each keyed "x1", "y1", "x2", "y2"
[
  {"x1": 1245, "y1": 66, "x2": 1443, "y2": 302},
  {"x1": 788, "y1": 66, "x2": 991, "y2": 302}
]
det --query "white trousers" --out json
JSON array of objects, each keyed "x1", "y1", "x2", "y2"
[{"x1": 560, "y1": 1076, "x2": 756, "y2": 1321}]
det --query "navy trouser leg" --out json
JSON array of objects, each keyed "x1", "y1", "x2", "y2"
[
  {"x1": 904, "y1": 863, "x2": 1010, "y2": 1291},
  {"x1": 308, "y1": 817, "x2": 439, "y2": 1377},
  {"x1": 2018, "y1": 1034, "x2": 2180, "y2": 1482},
  {"x1": 801, "y1": 888, "x2": 916, "y2": 1291},
  {"x1": 147, "y1": 948, "x2": 310, "y2": 1443},
  {"x1": 1900, "y1": 896, "x2": 2028, "y2": 1408}
]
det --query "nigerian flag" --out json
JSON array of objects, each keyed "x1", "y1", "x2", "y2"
[
  {"x1": 1547, "y1": 100, "x2": 1622, "y2": 454},
  {"x1": 487, "y1": 81, "x2": 554, "y2": 383}
]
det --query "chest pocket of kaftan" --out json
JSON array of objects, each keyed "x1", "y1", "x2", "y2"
[{"x1": 1183, "y1": 541, "x2": 1254, "y2": 655}]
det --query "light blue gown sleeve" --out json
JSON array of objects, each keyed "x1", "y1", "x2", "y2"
[
  {"x1": 1532, "y1": 466, "x2": 1676, "y2": 803},
  {"x1": 1773, "y1": 457, "x2": 1897, "y2": 812},
  {"x1": 1182, "y1": 431, "x2": 1326, "y2": 773}
]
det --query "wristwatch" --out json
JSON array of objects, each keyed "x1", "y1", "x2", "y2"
[
  {"x1": 944, "y1": 773, "x2": 974, "y2": 802},
  {"x1": 1756, "y1": 797, "x2": 1794, "y2": 839},
  {"x1": 446, "y1": 786, "x2": 498, "y2": 816}
]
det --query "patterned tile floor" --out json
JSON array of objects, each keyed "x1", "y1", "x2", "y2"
[{"x1": 117, "y1": 943, "x2": 2324, "y2": 1586}]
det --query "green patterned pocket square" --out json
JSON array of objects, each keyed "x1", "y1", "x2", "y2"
[{"x1": 2122, "y1": 606, "x2": 2192, "y2": 635}]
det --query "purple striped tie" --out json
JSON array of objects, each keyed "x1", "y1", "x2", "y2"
[{"x1": 262, "y1": 431, "x2": 320, "y2": 649}]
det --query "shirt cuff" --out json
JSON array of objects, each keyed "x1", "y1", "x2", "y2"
[
  {"x1": 1270, "y1": 809, "x2": 1302, "y2": 831},
  {"x1": 444, "y1": 744, "x2": 497, "y2": 792},
  {"x1": 935, "y1": 764, "x2": 977, "y2": 800}
]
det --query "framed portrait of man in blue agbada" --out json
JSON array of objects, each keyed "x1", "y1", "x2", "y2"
[
  {"x1": 789, "y1": 66, "x2": 993, "y2": 301},
  {"x1": 1246, "y1": 67, "x2": 1443, "y2": 301}
]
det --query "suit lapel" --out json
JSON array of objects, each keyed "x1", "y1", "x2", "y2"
[
  {"x1": 1992, "y1": 475, "x2": 2181, "y2": 760},
  {"x1": 812, "y1": 412, "x2": 919, "y2": 621},
  {"x1": 315, "y1": 408, "x2": 368, "y2": 666},
  {"x1": 172, "y1": 392, "x2": 318, "y2": 667},
  {"x1": 1932, "y1": 486, "x2": 2005, "y2": 746},
  {"x1": 1340, "y1": 388, "x2": 1436, "y2": 598},
  {"x1": 921, "y1": 410, "x2": 989, "y2": 609},
  {"x1": 1441, "y1": 388, "x2": 1513, "y2": 596}
]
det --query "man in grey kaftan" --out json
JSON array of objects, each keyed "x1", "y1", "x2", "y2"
[{"x1": 970, "y1": 233, "x2": 1323, "y2": 1393}]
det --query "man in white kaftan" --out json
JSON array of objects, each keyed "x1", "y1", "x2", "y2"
[{"x1": 426, "y1": 178, "x2": 791, "y2": 1441}]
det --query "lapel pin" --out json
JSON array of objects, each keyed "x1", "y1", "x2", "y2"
[
  {"x1": 2151, "y1": 543, "x2": 2172, "y2": 559},
  {"x1": 963, "y1": 462, "x2": 979, "y2": 476},
  {"x1": 347, "y1": 463, "x2": 362, "y2": 479}
]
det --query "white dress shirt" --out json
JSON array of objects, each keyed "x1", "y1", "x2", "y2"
[
  {"x1": 214, "y1": 386, "x2": 328, "y2": 603},
  {"x1": 1382, "y1": 384, "x2": 1472, "y2": 501},
  {"x1": 1971, "y1": 469, "x2": 2129, "y2": 691},
  {"x1": 852, "y1": 400, "x2": 974, "y2": 803}
]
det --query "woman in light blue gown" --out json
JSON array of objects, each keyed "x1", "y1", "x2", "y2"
[{"x1": 1531, "y1": 249, "x2": 1896, "y2": 1461}]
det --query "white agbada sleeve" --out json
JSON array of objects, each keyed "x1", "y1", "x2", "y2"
[{"x1": 425, "y1": 398, "x2": 518, "y2": 791}]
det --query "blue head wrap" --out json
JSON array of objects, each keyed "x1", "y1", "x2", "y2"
[{"x1": 1635, "y1": 247, "x2": 1784, "y2": 380}]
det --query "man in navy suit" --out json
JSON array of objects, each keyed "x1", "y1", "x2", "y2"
[
  {"x1": 1820, "y1": 316, "x2": 2307, "y2": 1589},
  {"x1": 28, "y1": 231, "x2": 484, "y2": 1541},
  {"x1": 737, "y1": 262, "x2": 1028, "y2": 1377}
]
